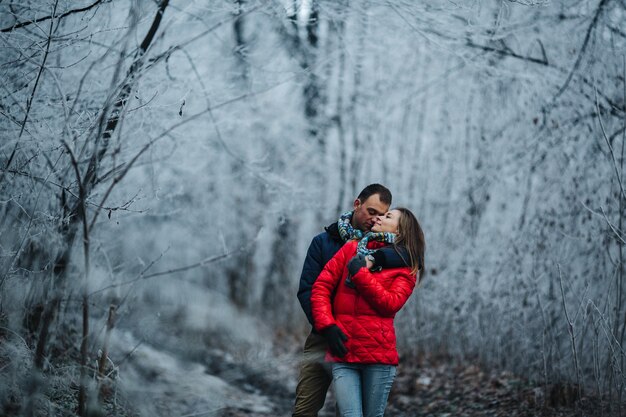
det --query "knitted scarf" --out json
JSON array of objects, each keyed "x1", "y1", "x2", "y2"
[
  {"x1": 337, "y1": 211, "x2": 364, "y2": 242},
  {"x1": 356, "y1": 231, "x2": 396, "y2": 256},
  {"x1": 337, "y1": 210, "x2": 395, "y2": 252}
]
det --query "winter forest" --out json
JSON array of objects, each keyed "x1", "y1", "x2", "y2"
[{"x1": 1, "y1": 0, "x2": 625, "y2": 416}]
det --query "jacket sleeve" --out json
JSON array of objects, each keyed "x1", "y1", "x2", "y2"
[
  {"x1": 311, "y1": 243, "x2": 352, "y2": 332},
  {"x1": 350, "y1": 267, "x2": 416, "y2": 316},
  {"x1": 371, "y1": 246, "x2": 411, "y2": 269},
  {"x1": 297, "y1": 235, "x2": 325, "y2": 326}
]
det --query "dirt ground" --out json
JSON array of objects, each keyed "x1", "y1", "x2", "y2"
[{"x1": 216, "y1": 346, "x2": 619, "y2": 417}]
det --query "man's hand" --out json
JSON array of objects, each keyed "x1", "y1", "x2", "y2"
[{"x1": 321, "y1": 325, "x2": 348, "y2": 357}]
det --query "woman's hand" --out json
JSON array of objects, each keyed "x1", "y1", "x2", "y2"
[
  {"x1": 346, "y1": 254, "x2": 367, "y2": 288},
  {"x1": 347, "y1": 254, "x2": 366, "y2": 275},
  {"x1": 321, "y1": 325, "x2": 348, "y2": 357}
]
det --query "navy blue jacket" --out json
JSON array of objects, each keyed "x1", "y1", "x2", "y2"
[{"x1": 297, "y1": 222, "x2": 410, "y2": 327}]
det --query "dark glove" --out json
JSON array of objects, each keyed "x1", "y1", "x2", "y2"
[
  {"x1": 347, "y1": 253, "x2": 367, "y2": 276},
  {"x1": 321, "y1": 325, "x2": 348, "y2": 357},
  {"x1": 346, "y1": 254, "x2": 366, "y2": 288}
]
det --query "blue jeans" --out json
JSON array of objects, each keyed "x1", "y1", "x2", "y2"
[{"x1": 331, "y1": 363, "x2": 397, "y2": 417}]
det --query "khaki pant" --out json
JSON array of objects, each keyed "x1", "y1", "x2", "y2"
[{"x1": 292, "y1": 331, "x2": 332, "y2": 417}]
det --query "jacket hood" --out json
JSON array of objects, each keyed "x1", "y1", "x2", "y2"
[{"x1": 324, "y1": 222, "x2": 343, "y2": 243}]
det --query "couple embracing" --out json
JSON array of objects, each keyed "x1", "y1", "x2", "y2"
[{"x1": 294, "y1": 184, "x2": 426, "y2": 417}]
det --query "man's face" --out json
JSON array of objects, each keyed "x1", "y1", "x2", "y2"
[{"x1": 351, "y1": 194, "x2": 390, "y2": 232}]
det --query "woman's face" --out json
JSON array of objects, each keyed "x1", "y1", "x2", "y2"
[{"x1": 371, "y1": 209, "x2": 401, "y2": 234}]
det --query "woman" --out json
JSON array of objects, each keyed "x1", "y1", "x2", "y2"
[{"x1": 311, "y1": 207, "x2": 425, "y2": 417}]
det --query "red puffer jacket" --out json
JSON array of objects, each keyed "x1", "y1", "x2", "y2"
[{"x1": 311, "y1": 240, "x2": 416, "y2": 365}]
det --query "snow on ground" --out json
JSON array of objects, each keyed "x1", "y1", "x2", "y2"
[{"x1": 111, "y1": 330, "x2": 273, "y2": 416}]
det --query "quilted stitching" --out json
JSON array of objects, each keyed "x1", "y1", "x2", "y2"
[{"x1": 312, "y1": 241, "x2": 416, "y2": 365}]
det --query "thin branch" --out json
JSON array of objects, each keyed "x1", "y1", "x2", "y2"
[
  {"x1": 0, "y1": 168, "x2": 140, "y2": 216},
  {"x1": 83, "y1": 0, "x2": 169, "y2": 195},
  {"x1": 61, "y1": 141, "x2": 86, "y2": 222},
  {"x1": 0, "y1": 0, "x2": 106, "y2": 33},
  {"x1": 445, "y1": 37, "x2": 623, "y2": 117},
  {"x1": 582, "y1": 201, "x2": 626, "y2": 245},
  {"x1": 88, "y1": 132, "x2": 161, "y2": 231},
  {"x1": 536, "y1": 38, "x2": 548, "y2": 65},
  {"x1": 1, "y1": 0, "x2": 58, "y2": 184},
  {"x1": 87, "y1": 72, "x2": 298, "y2": 231},
  {"x1": 65, "y1": 134, "x2": 92, "y2": 417},
  {"x1": 595, "y1": 85, "x2": 626, "y2": 202},
  {"x1": 0, "y1": 152, "x2": 64, "y2": 289},
  {"x1": 0, "y1": 326, "x2": 30, "y2": 349},
  {"x1": 620, "y1": 54, "x2": 626, "y2": 369},
  {"x1": 554, "y1": 0, "x2": 609, "y2": 98},
  {"x1": 143, "y1": 2, "x2": 264, "y2": 70},
  {"x1": 466, "y1": 40, "x2": 548, "y2": 66},
  {"x1": 387, "y1": 2, "x2": 468, "y2": 63},
  {"x1": 116, "y1": 338, "x2": 143, "y2": 365},
  {"x1": 392, "y1": 5, "x2": 622, "y2": 115},
  {"x1": 557, "y1": 263, "x2": 583, "y2": 399},
  {"x1": 88, "y1": 251, "x2": 235, "y2": 296},
  {"x1": 588, "y1": 300, "x2": 626, "y2": 358},
  {"x1": 600, "y1": 206, "x2": 626, "y2": 245}
]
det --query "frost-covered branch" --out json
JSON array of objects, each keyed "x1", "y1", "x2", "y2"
[
  {"x1": 0, "y1": 0, "x2": 106, "y2": 33},
  {"x1": 1, "y1": 0, "x2": 58, "y2": 184},
  {"x1": 554, "y1": 0, "x2": 609, "y2": 98}
]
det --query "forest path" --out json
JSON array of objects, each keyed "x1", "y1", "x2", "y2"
[
  {"x1": 186, "y1": 338, "x2": 600, "y2": 417},
  {"x1": 112, "y1": 328, "x2": 602, "y2": 417},
  {"x1": 215, "y1": 345, "x2": 600, "y2": 417}
]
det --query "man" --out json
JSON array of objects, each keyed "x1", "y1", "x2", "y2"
[{"x1": 293, "y1": 183, "x2": 407, "y2": 417}]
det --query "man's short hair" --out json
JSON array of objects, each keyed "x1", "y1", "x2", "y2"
[{"x1": 357, "y1": 184, "x2": 392, "y2": 205}]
